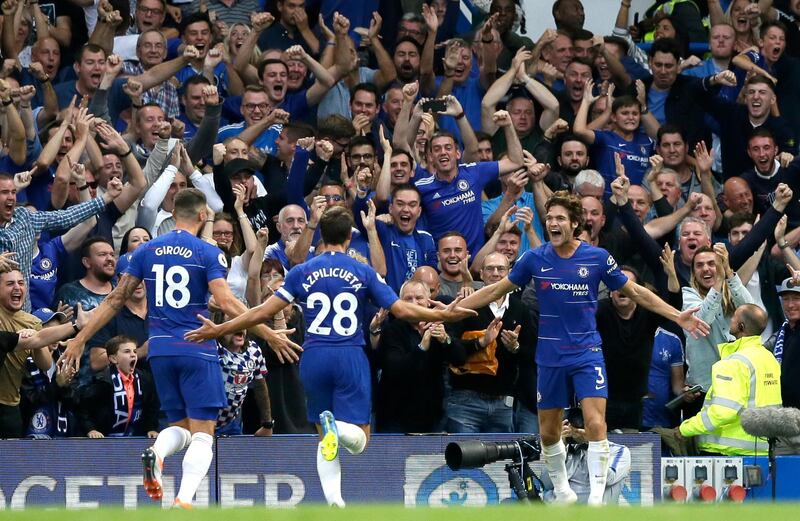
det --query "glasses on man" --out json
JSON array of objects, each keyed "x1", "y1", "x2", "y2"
[
  {"x1": 137, "y1": 6, "x2": 164, "y2": 16},
  {"x1": 324, "y1": 194, "x2": 344, "y2": 202},
  {"x1": 349, "y1": 153, "x2": 375, "y2": 162},
  {"x1": 243, "y1": 103, "x2": 268, "y2": 111},
  {"x1": 399, "y1": 27, "x2": 424, "y2": 37}
]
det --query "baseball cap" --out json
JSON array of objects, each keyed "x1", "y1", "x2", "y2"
[
  {"x1": 778, "y1": 277, "x2": 800, "y2": 296},
  {"x1": 223, "y1": 158, "x2": 256, "y2": 178},
  {"x1": 33, "y1": 308, "x2": 67, "y2": 324},
  {"x1": 117, "y1": 252, "x2": 133, "y2": 275}
]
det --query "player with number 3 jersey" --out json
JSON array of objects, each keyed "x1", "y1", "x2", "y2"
[
  {"x1": 186, "y1": 206, "x2": 476, "y2": 507},
  {"x1": 61, "y1": 189, "x2": 302, "y2": 509},
  {"x1": 459, "y1": 191, "x2": 710, "y2": 506}
]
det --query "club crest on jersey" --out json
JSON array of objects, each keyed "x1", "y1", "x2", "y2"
[
  {"x1": 457, "y1": 179, "x2": 469, "y2": 191},
  {"x1": 218, "y1": 253, "x2": 228, "y2": 268},
  {"x1": 40, "y1": 258, "x2": 52, "y2": 270},
  {"x1": 606, "y1": 254, "x2": 619, "y2": 274},
  {"x1": 578, "y1": 266, "x2": 589, "y2": 278}
]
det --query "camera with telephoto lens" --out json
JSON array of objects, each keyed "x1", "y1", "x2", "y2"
[
  {"x1": 445, "y1": 436, "x2": 543, "y2": 502},
  {"x1": 445, "y1": 435, "x2": 541, "y2": 470}
]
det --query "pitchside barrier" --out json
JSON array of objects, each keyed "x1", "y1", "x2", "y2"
[{"x1": 0, "y1": 433, "x2": 794, "y2": 509}]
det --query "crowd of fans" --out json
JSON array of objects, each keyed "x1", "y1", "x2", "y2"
[{"x1": 0, "y1": 0, "x2": 799, "y2": 440}]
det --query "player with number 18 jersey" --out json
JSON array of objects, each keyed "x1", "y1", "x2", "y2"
[{"x1": 125, "y1": 229, "x2": 229, "y2": 417}]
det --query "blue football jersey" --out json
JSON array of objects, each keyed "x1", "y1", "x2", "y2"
[
  {"x1": 275, "y1": 252, "x2": 399, "y2": 349},
  {"x1": 125, "y1": 229, "x2": 228, "y2": 360},
  {"x1": 643, "y1": 327, "x2": 684, "y2": 428},
  {"x1": 508, "y1": 242, "x2": 629, "y2": 367},
  {"x1": 415, "y1": 162, "x2": 499, "y2": 255},
  {"x1": 592, "y1": 129, "x2": 655, "y2": 195}
]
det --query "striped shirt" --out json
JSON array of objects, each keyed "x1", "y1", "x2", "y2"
[
  {"x1": 121, "y1": 61, "x2": 180, "y2": 118},
  {"x1": 217, "y1": 340, "x2": 267, "y2": 427},
  {"x1": 0, "y1": 197, "x2": 106, "y2": 311},
  {"x1": 188, "y1": 0, "x2": 260, "y2": 25}
]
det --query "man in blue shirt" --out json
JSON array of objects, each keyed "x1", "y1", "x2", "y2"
[
  {"x1": 185, "y1": 205, "x2": 474, "y2": 507},
  {"x1": 178, "y1": 75, "x2": 212, "y2": 141},
  {"x1": 642, "y1": 327, "x2": 685, "y2": 429},
  {"x1": 174, "y1": 13, "x2": 240, "y2": 98},
  {"x1": 415, "y1": 111, "x2": 523, "y2": 256},
  {"x1": 54, "y1": 44, "x2": 106, "y2": 109},
  {"x1": 683, "y1": 23, "x2": 736, "y2": 80},
  {"x1": 61, "y1": 188, "x2": 301, "y2": 509},
  {"x1": 357, "y1": 184, "x2": 437, "y2": 292},
  {"x1": 460, "y1": 191, "x2": 709, "y2": 505},
  {"x1": 264, "y1": 204, "x2": 310, "y2": 272},
  {"x1": 217, "y1": 87, "x2": 286, "y2": 155}
]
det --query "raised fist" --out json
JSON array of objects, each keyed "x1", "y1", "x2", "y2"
[
  {"x1": 183, "y1": 45, "x2": 200, "y2": 60},
  {"x1": 251, "y1": 12, "x2": 275, "y2": 32},
  {"x1": 402, "y1": 81, "x2": 419, "y2": 102},
  {"x1": 315, "y1": 139, "x2": 334, "y2": 162},
  {"x1": 201, "y1": 84, "x2": 220, "y2": 105},
  {"x1": 123, "y1": 79, "x2": 144, "y2": 100},
  {"x1": 28, "y1": 62, "x2": 49, "y2": 82},
  {"x1": 492, "y1": 110, "x2": 512, "y2": 128}
]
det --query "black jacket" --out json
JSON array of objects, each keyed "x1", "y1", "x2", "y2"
[
  {"x1": 78, "y1": 365, "x2": 159, "y2": 436},
  {"x1": 375, "y1": 319, "x2": 467, "y2": 433},
  {"x1": 641, "y1": 74, "x2": 713, "y2": 150}
]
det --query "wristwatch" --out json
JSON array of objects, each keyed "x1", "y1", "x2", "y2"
[{"x1": 261, "y1": 419, "x2": 275, "y2": 429}]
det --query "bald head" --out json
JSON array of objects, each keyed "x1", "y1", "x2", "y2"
[
  {"x1": 732, "y1": 303, "x2": 768, "y2": 338},
  {"x1": 722, "y1": 177, "x2": 754, "y2": 215},
  {"x1": 411, "y1": 266, "x2": 441, "y2": 298}
]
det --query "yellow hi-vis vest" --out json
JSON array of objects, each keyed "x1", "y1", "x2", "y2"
[
  {"x1": 679, "y1": 335, "x2": 782, "y2": 456},
  {"x1": 643, "y1": 0, "x2": 710, "y2": 42}
]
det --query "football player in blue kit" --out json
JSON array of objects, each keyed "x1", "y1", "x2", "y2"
[
  {"x1": 460, "y1": 191, "x2": 710, "y2": 505},
  {"x1": 61, "y1": 189, "x2": 302, "y2": 508},
  {"x1": 186, "y1": 205, "x2": 475, "y2": 507}
]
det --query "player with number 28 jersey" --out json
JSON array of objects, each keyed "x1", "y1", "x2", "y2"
[
  {"x1": 276, "y1": 252, "x2": 399, "y2": 349},
  {"x1": 276, "y1": 251, "x2": 399, "y2": 425},
  {"x1": 184, "y1": 206, "x2": 477, "y2": 508}
]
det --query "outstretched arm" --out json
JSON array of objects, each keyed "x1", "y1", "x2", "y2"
[
  {"x1": 190, "y1": 293, "x2": 290, "y2": 339},
  {"x1": 60, "y1": 274, "x2": 141, "y2": 369},
  {"x1": 620, "y1": 279, "x2": 710, "y2": 337},
  {"x1": 459, "y1": 277, "x2": 519, "y2": 310}
]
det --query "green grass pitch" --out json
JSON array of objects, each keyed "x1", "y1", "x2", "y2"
[{"x1": 0, "y1": 504, "x2": 798, "y2": 520}]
